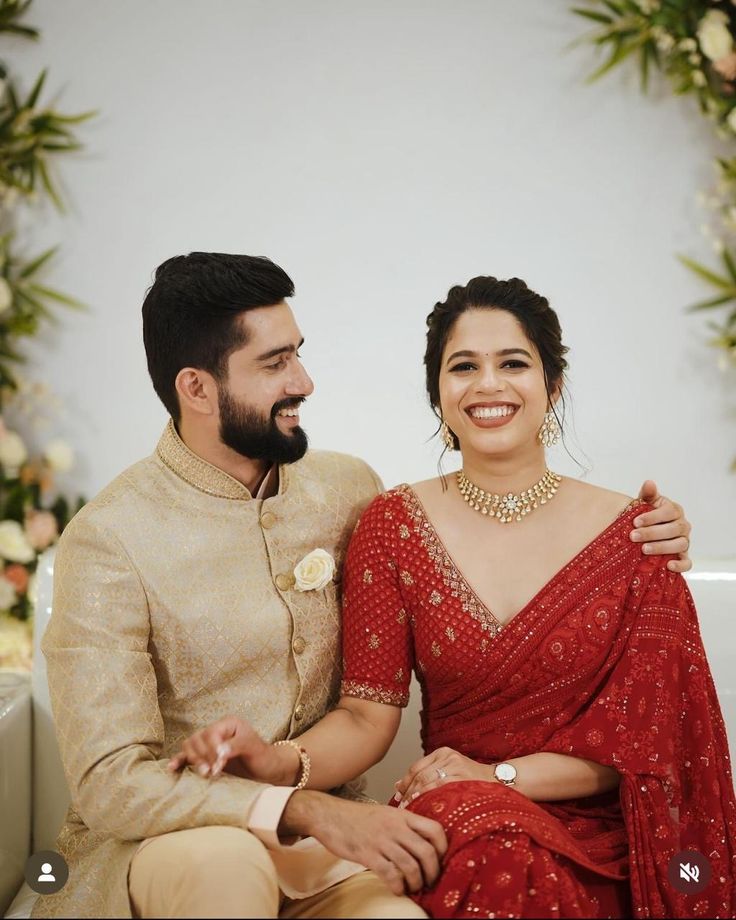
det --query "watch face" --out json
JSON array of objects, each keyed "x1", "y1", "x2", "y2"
[{"x1": 495, "y1": 762, "x2": 516, "y2": 783}]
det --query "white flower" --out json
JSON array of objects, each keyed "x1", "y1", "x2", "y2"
[
  {"x1": 293, "y1": 548, "x2": 336, "y2": 592},
  {"x1": 0, "y1": 520, "x2": 35, "y2": 564},
  {"x1": 727, "y1": 107, "x2": 736, "y2": 132},
  {"x1": 0, "y1": 277, "x2": 12, "y2": 315},
  {"x1": 44, "y1": 438, "x2": 74, "y2": 473},
  {"x1": 697, "y1": 9, "x2": 733, "y2": 62},
  {"x1": 692, "y1": 69, "x2": 707, "y2": 87},
  {"x1": 0, "y1": 576, "x2": 17, "y2": 611},
  {"x1": 0, "y1": 430, "x2": 27, "y2": 475},
  {"x1": 679, "y1": 38, "x2": 698, "y2": 52}
]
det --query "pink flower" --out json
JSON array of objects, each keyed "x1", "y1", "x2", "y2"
[
  {"x1": 24, "y1": 510, "x2": 58, "y2": 551},
  {"x1": 3, "y1": 563, "x2": 29, "y2": 594},
  {"x1": 714, "y1": 51, "x2": 736, "y2": 80}
]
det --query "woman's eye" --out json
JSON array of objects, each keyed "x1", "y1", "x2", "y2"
[
  {"x1": 449, "y1": 362, "x2": 476, "y2": 373},
  {"x1": 501, "y1": 360, "x2": 529, "y2": 369}
]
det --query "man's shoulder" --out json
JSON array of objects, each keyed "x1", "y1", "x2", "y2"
[
  {"x1": 293, "y1": 449, "x2": 382, "y2": 492},
  {"x1": 62, "y1": 454, "x2": 161, "y2": 538}
]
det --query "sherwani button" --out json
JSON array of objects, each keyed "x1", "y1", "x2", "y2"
[
  {"x1": 293, "y1": 637, "x2": 306, "y2": 655},
  {"x1": 260, "y1": 512, "x2": 276, "y2": 529},
  {"x1": 275, "y1": 573, "x2": 295, "y2": 591},
  {"x1": 294, "y1": 704, "x2": 305, "y2": 721}
]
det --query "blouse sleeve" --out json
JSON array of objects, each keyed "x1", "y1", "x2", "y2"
[{"x1": 340, "y1": 493, "x2": 413, "y2": 707}]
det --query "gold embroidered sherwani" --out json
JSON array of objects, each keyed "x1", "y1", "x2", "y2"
[{"x1": 33, "y1": 422, "x2": 382, "y2": 919}]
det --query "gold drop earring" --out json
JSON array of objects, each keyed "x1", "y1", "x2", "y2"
[
  {"x1": 537, "y1": 410, "x2": 561, "y2": 448},
  {"x1": 440, "y1": 419, "x2": 455, "y2": 451}
]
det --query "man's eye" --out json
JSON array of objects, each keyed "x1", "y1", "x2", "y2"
[{"x1": 267, "y1": 358, "x2": 287, "y2": 370}]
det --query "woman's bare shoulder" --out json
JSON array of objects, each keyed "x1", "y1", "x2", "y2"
[{"x1": 562, "y1": 478, "x2": 636, "y2": 517}]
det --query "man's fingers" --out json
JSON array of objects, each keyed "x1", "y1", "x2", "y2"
[
  {"x1": 398, "y1": 832, "x2": 441, "y2": 888},
  {"x1": 374, "y1": 858, "x2": 407, "y2": 897},
  {"x1": 632, "y1": 502, "x2": 684, "y2": 529},
  {"x1": 631, "y1": 520, "x2": 689, "y2": 545},
  {"x1": 637, "y1": 479, "x2": 659, "y2": 504},
  {"x1": 166, "y1": 752, "x2": 185, "y2": 772},
  {"x1": 668, "y1": 556, "x2": 693, "y2": 573},
  {"x1": 382, "y1": 844, "x2": 423, "y2": 893},
  {"x1": 407, "y1": 813, "x2": 449, "y2": 858}
]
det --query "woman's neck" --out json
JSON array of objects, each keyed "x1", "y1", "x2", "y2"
[{"x1": 458, "y1": 448, "x2": 550, "y2": 496}]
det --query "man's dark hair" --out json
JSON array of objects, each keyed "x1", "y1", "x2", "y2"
[{"x1": 142, "y1": 252, "x2": 295, "y2": 422}]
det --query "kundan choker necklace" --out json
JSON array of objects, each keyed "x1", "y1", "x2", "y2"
[{"x1": 457, "y1": 468, "x2": 562, "y2": 523}]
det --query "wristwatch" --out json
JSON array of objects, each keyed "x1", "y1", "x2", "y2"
[{"x1": 493, "y1": 762, "x2": 517, "y2": 786}]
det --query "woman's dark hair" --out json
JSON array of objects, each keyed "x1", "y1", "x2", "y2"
[
  {"x1": 142, "y1": 252, "x2": 294, "y2": 422},
  {"x1": 424, "y1": 276, "x2": 569, "y2": 450}
]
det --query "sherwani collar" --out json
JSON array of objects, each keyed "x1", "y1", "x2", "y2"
[{"x1": 156, "y1": 420, "x2": 284, "y2": 501}]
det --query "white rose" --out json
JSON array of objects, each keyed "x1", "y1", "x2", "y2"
[
  {"x1": 0, "y1": 575, "x2": 17, "y2": 611},
  {"x1": 293, "y1": 548, "x2": 336, "y2": 592},
  {"x1": 0, "y1": 277, "x2": 12, "y2": 315},
  {"x1": 44, "y1": 438, "x2": 74, "y2": 473},
  {"x1": 697, "y1": 9, "x2": 734, "y2": 62},
  {"x1": 0, "y1": 430, "x2": 27, "y2": 475},
  {"x1": 0, "y1": 520, "x2": 35, "y2": 563}
]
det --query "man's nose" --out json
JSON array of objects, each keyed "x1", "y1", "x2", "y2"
[{"x1": 285, "y1": 361, "x2": 314, "y2": 397}]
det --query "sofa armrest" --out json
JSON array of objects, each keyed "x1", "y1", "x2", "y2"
[{"x1": 0, "y1": 672, "x2": 31, "y2": 917}]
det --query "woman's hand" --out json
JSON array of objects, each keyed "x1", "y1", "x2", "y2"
[
  {"x1": 166, "y1": 715, "x2": 300, "y2": 784},
  {"x1": 394, "y1": 746, "x2": 492, "y2": 806}
]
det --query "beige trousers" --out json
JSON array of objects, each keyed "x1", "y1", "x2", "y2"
[{"x1": 128, "y1": 826, "x2": 427, "y2": 919}]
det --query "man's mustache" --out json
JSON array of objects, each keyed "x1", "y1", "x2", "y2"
[{"x1": 271, "y1": 396, "x2": 306, "y2": 418}]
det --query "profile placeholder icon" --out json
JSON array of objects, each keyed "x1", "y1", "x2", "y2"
[{"x1": 24, "y1": 850, "x2": 69, "y2": 895}]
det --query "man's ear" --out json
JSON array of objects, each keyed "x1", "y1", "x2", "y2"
[{"x1": 175, "y1": 367, "x2": 218, "y2": 417}]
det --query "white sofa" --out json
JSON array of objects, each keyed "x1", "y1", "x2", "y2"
[{"x1": 1, "y1": 550, "x2": 734, "y2": 918}]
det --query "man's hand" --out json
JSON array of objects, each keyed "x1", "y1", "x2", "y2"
[
  {"x1": 284, "y1": 793, "x2": 447, "y2": 896},
  {"x1": 166, "y1": 716, "x2": 299, "y2": 784},
  {"x1": 633, "y1": 480, "x2": 692, "y2": 573}
]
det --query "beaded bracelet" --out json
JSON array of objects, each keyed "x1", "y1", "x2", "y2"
[{"x1": 274, "y1": 739, "x2": 311, "y2": 790}]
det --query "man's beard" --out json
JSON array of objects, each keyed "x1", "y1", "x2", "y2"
[{"x1": 218, "y1": 387, "x2": 308, "y2": 465}]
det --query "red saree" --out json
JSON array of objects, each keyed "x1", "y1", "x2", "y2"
[{"x1": 340, "y1": 486, "x2": 736, "y2": 918}]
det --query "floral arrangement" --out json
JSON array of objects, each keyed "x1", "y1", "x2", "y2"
[
  {"x1": 0, "y1": 0, "x2": 91, "y2": 667},
  {"x1": 574, "y1": 0, "x2": 736, "y2": 460}
]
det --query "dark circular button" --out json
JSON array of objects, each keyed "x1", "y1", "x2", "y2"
[
  {"x1": 24, "y1": 849, "x2": 69, "y2": 895},
  {"x1": 667, "y1": 850, "x2": 711, "y2": 895}
]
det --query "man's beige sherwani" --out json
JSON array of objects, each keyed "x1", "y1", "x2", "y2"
[{"x1": 32, "y1": 422, "x2": 382, "y2": 919}]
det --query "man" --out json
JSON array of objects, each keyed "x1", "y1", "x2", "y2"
[{"x1": 35, "y1": 252, "x2": 691, "y2": 919}]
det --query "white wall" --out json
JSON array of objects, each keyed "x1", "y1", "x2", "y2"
[{"x1": 4, "y1": 1, "x2": 734, "y2": 553}]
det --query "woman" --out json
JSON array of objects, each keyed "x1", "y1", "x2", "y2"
[{"x1": 171, "y1": 277, "x2": 734, "y2": 917}]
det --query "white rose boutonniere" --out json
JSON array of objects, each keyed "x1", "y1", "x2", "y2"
[{"x1": 293, "y1": 548, "x2": 336, "y2": 592}]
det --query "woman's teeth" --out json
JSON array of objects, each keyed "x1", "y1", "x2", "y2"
[{"x1": 469, "y1": 406, "x2": 515, "y2": 419}]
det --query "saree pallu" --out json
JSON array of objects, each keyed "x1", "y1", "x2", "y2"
[{"x1": 341, "y1": 487, "x2": 736, "y2": 918}]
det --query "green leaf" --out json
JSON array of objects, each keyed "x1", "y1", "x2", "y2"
[
  {"x1": 687, "y1": 293, "x2": 736, "y2": 311},
  {"x1": 13, "y1": 286, "x2": 55, "y2": 322},
  {"x1": 26, "y1": 69, "x2": 47, "y2": 109},
  {"x1": 723, "y1": 249, "x2": 736, "y2": 285},
  {"x1": 571, "y1": 8, "x2": 613, "y2": 25},
  {"x1": 678, "y1": 255, "x2": 735, "y2": 290},
  {"x1": 587, "y1": 38, "x2": 639, "y2": 82},
  {"x1": 18, "y1": 246, "x2": 57, "y2": 279},
  {"x1": 36, "y1": 157, "x2": 62, "y2": 210},
  {"x1": 26, "y1": 283, "x2": 86, "y2": 309}
]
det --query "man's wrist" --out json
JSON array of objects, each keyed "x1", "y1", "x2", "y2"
[{"x1": 279, "y1": 788, "x2": 335, "y2": 839}]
